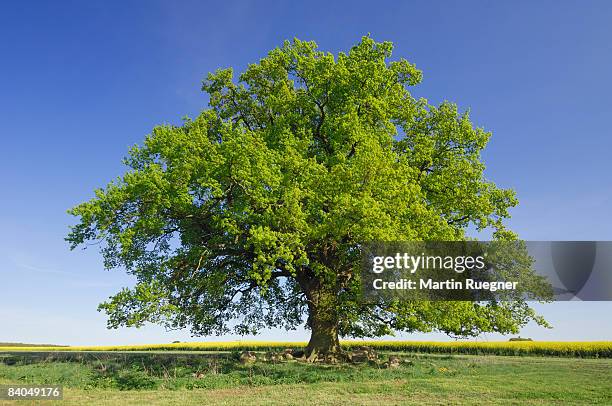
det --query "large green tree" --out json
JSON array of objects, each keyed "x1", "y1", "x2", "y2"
[{"x1": 68, "y1": 37, "x2": 548, "y2": 356}]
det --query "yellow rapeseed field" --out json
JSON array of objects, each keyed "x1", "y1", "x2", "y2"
[{"x1": 1, "y1": 341, "x2": 610, "y2": 357}]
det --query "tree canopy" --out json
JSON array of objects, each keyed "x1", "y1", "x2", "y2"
[{"x1": 68, "y1": 37, "x2": 549, "y2": 355}]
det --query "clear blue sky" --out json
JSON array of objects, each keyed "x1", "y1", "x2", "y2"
[{"x1": 1, "y1": 1, "x2": 611, "y2": 345}]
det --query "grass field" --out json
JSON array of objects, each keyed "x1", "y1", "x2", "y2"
[{"x1": 1, "y1": 349, "x2": 611, "y2": 405}]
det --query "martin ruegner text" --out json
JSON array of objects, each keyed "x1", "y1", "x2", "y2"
[{"x1": 372, "y1": 278, "x2": 518, "y2": 292}]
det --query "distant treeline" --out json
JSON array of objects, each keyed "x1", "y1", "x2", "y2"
[{"x1": 0, "y1": 342, "x2": 66, "y2": 347}]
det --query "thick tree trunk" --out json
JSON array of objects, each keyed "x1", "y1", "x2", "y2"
[
  {"x1": 305, "y1": 306, "x2": 340, "y2": 355},
  {"x1": 303, "y1": 282, "x2": 341, "y2": 358}
]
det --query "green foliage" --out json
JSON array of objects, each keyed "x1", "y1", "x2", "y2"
[
  {"x1": 0, "y1": 358, "x2": 95, "y2": 386},
  {"x1": 115, "y1": 368, "x2": 159, "y2": 390},
  {"x1": 67, "y1": 36, "x2": 548, "y2": 342}
]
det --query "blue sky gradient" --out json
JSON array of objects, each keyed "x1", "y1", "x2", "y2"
[{"x1": 1, "y1": 1, "x2": 611, "y2": 345}]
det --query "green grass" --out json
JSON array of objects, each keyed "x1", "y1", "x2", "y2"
[{"x1": 1, "y1": 351, "x2": 611, "y2": 405}]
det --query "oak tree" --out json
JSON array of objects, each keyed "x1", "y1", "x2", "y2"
[{"x1": 68, "y1": 37, "x2": 549, "y2": 356}]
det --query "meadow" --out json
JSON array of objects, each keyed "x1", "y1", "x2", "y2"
[{"x1": 1, "y1": 342, "x2": 611, "y2": 405}]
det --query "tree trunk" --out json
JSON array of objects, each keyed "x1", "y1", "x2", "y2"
[{"x1": 304, "y1": 282, "x2": 341, "y2": 357}]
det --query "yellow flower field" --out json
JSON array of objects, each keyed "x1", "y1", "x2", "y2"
[{"x1": 1, "y1": 340, "x2": 611, "y2": 357}]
